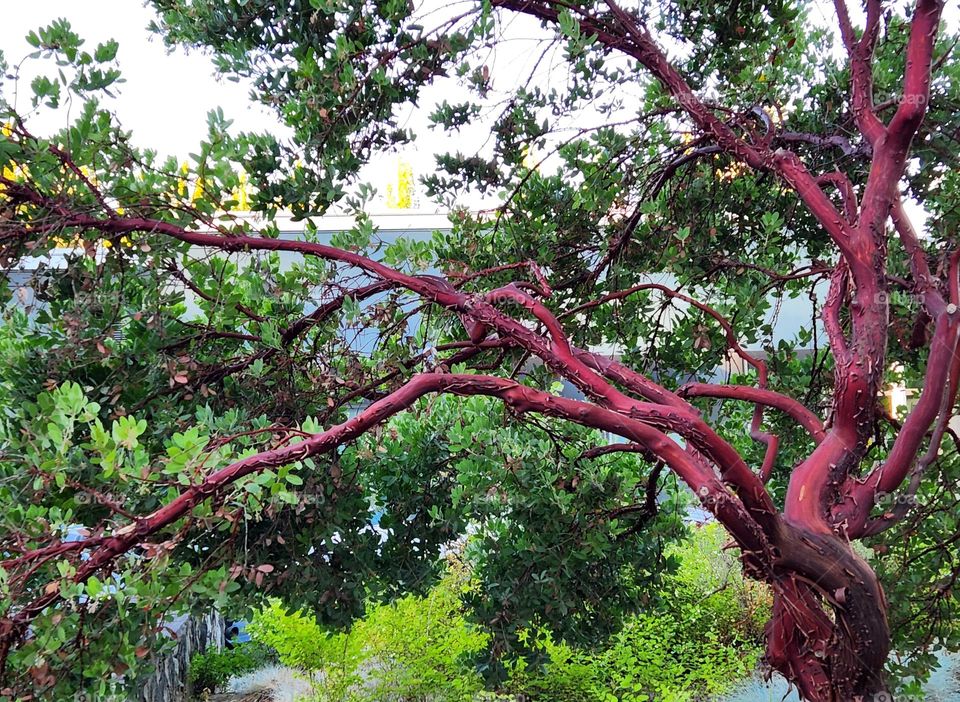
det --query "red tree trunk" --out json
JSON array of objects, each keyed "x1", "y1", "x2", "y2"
[{"x1": 768, "y1": 525, "x2": 891, "y2": 702}]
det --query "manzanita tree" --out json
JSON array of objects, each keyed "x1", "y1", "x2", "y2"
[{"x1": 0, "y1": 0, "x2": 959, "y2": 700}]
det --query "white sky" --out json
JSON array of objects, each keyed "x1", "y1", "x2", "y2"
[
  {"x1": 0, "y1": 1, "x2": 284, "y2": 158},
  {"x1": 0, "y1": 1, "x2": 956, "y2": 215},
  {"x1": 0, "y1": 1, "x2": 577, "y2": 210}
]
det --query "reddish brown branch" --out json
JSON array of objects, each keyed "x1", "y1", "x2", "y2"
[
  {"x1": 891, "y1": 198, "x2": 945, "y2": 315},
  {"x1": 815, "y1": 171, "x2": 859, "y2": 223},
  {"x1": 678, "y1": 383, "x2": 826, "y2": 444},
  {"x1": 564, "y1": 281, "x2": 768, "y2": 382},
  {"x1": 562, "y1": 280, "x2": 787, "y2": 479},
  {"x1": 841, "y1": 312, "x2": 960, "y2": 534},
  {"x1": 0, "y1": 373, "x2": 772, "y2": 659},
  {"x1": 833, "y1": 0, "x2": 886, "y2": 145},
  {"x1": 886, "y1": 0, "x2": 945, "y2": 154}
]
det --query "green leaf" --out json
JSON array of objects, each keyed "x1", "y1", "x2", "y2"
[
  {"x1": 86, "y1": 576, "x2": 102, "y2": 598},
  {"x1": 112, "y1": 416, "x2": 147, "y2": 449},
  {"x1": 93, "y1": 40, "x2": 118, "y2": 63},
  {"x1": 47, "y1": 422, "x2": 64, "y2": 448},
  {"x1": 557, "y1": 9, "x2": 580, "y2": 41},
  {"x1": 260, "y1": 321, "x2": 281, "y2": 349}
]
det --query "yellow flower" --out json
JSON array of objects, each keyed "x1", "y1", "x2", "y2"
[
  {"x1": 0, "y1": 162, "x2": 25, "y2": 195},
  {"x1": 521, "y1": 144, "x2": 536, "y2": 170},
  {"x1": 79, "y1": 165, "x2": 97, "y2": 185}
]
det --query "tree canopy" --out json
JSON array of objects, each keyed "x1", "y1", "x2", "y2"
[{"x1": 0, "y1": 1, "x2": 959, "y2": 700}]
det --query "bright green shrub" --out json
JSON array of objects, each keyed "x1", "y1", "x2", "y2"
[
  {"x1": 349, "y1": 558, "x2": 489, "y2": 701},
  {"x1": 248, "y1": 600, "x2": 363, "y2": 700},
  {"x1": 188, "y1": 643, "x2": 271, "y2": 696},
  {"x1": 503, "y1": 523, "x2": 770, "y2": 701},
  {"x1": 665, "y1": 522, "x2": 771, "y2": 645},
  {"x1": 504, "y1": 617, "x2": 755, "y2": 702},
  {"x1": 249, "y1": 557, "x2": 489, "y2": 701},
  {"x1": 247, "y1": 527, "x2": 768, "y2": 701},
  {"x1": 503, "y1": 629, "x2": 606, "y2": 702}
]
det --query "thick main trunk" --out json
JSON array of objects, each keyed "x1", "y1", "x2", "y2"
[{"x1": 766, "y1": 526, "x2": 891, "y2": 702}]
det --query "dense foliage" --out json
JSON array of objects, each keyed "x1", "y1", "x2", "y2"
[
  {"x1": 249, "y1": 557, "x2": 490, "y2": 701},
  {"x1": 0, "y1": 0, "x2": 958, "y2": 700},
  {"x1": 502, "y1": 524, "x2": 769, "y2": 702},
  {"x1": 0, "y1": 330, "x2": 681, "y2": 696}
]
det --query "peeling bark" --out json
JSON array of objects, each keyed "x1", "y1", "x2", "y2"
[{"x1": 769, "y1": 525, "x2": 891, "y2": 701}]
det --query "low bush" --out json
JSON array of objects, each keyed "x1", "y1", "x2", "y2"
[
  {"x1": 247, "y1": 598, "x2": 361, "y2": 700},
  {"x1": 247, "y1": 525, "x2": 769, "y2": 701},
  {"x1": 248, "y1": 556, "x2": 489, "y2": 701},
  {"x1": 188, "y1": 642, "x2": 273, "y2": 696},
  {"x1": 502, "y1": 523, "x2": 770, "y2": 701}
]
